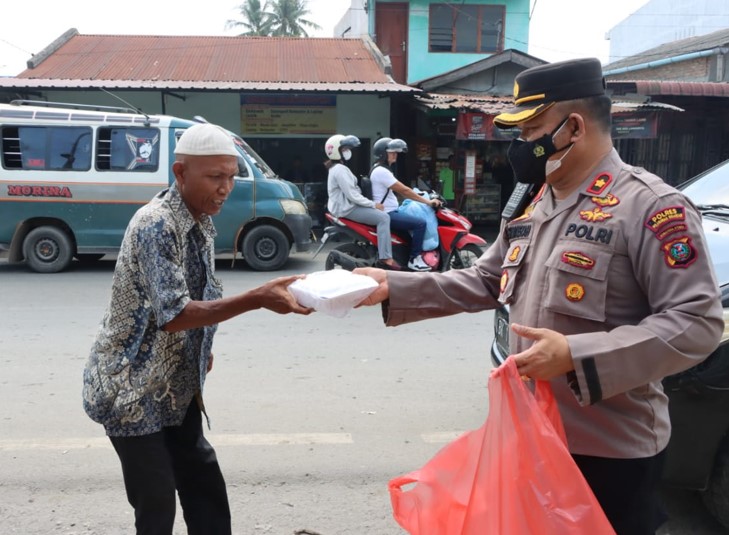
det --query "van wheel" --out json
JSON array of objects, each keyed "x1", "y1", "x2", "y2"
[
  {"x1": 702, "y1": 438, "x2": 729, "y2": 529},
  {"x1": 23, "y1": 226, "x2": 74, "y2": 273},
  {"x1": 242, "y1": 225, "x2": 290, "y2": 271}
]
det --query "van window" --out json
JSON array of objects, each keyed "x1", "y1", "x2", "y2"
[
  {"x1": 97, "y1": 127, "x2": 160, "y2": 171},
  {"x1": 1, "y1": 126, "x2": 92, "y2": 171}
]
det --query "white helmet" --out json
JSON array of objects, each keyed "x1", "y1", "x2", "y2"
[{"x1": 325, "y1": 134, "x2": 361, "y2": 160}]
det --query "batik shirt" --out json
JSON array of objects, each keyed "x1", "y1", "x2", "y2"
[{"x1": 83, "y1": 183, "x2": 223, "y2": 437}]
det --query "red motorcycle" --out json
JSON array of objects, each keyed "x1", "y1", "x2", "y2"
[{"x1": 313, "y1": 195, "x2": 488, "y2": 272}]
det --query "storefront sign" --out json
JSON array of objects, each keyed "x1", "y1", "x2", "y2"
[
  {"x1": 456, "y1": 112, "x2": 519, "y2": 141},
  {"x1": 612, "y1": 112, "x2": 658, "y2": 139},
  {"x1": 241, "y1": 95, "x2": 337, "y2": 135}
]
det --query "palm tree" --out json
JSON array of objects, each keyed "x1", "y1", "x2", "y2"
[
  {"x1": 226, "y1": 0, "x2": 273, "y2": 36},
  {"x1": 267, "y1": 0, "x2": 322, "y2": 37}
]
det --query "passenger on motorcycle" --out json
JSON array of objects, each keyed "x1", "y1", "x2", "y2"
[
  {"x1": 325, "y1": 134, "x2": 401, "y2": 270},
  {"x1": 370, "y1": 137, "x2": 442, "y2": 272}
]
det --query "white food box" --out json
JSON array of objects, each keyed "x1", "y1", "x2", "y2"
[{"x1": 289, "y1": 270, "x2": 379, "y2": 318}]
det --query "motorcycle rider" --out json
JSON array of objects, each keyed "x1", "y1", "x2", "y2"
[
  {"x1": 325, "y1": 134, "x2": 400, "y2": 270},
  {"x1": 370, "y1": 137, "x2": 442, "y2": 272}
]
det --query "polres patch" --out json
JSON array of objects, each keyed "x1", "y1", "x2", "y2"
[
  {"x1": 661, "y1": 236, "x2": 697, "y2": 268},
  {"x1": 645, "y1": 206, "x2": 686, "y2": 234}
]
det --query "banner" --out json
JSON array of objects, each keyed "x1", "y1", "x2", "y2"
[
  {"x1": 611, "y1": 112, "x2": 658, "y2": 139},
  {"x1": 241, "y1": 94, "x2": 337, "y2": 135},
  {"x1": 456, "y1": 113, "x2": 519, "y2": 141}
]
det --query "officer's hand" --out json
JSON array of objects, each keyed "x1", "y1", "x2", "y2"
[
  {"x1": 509, "y1": 323, "x2": 574, "y2": 380},
  {"x1": 353, "y1": 267, "x2": 389, "y2": 306},
  {"x1": 257, "y1": 275, "x2": 313, "y2": 315}
]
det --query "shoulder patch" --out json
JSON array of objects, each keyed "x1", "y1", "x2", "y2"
[
  {"x1": 661, "y1": 236, "x2": 698, "y2": 268},
  {"x1": 645, "y1": 206, "x2": 686, "y2": 234}
]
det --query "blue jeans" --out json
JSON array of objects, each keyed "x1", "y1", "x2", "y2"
[{"x1": 389, "y1": 209, "x2": 427, "y2": 258}]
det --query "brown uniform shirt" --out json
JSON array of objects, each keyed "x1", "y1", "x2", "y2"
[{"x1": 385, "y1": 149, "x2": 723, "y2": 458}]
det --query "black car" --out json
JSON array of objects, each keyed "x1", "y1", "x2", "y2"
[{"x1": 490, "y1": 160, "x2": 729, "y2": 528}]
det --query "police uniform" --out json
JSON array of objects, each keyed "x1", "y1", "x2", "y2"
[{"x1": 379, "y1": 58, "x2": 724, "y2": 533}]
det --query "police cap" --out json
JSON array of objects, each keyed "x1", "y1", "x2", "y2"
[{"x1": 494, "y1": 57, "x2": 606, "y2": 128}]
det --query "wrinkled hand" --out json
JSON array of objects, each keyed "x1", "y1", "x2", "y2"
[
  {"x1": 353, "y1": 267, "x2": 389, "y2": 306},
  {"x1": 258, "y1": 275, "x2": 313, "y2": 315},
  {"x1": 509, "y1": 323, "x2": 574, "y2": 380}
]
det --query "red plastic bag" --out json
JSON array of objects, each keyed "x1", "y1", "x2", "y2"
[{"x1": 389, "y1": 357, "x2": 615, "y2": 535}]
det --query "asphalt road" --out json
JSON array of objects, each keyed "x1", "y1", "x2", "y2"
[{"x1": 0, "y1": 246, "x2": 726, "y2": 534}]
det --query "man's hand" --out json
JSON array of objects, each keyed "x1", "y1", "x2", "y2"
[
  {"x1": 256, "y1": 275, "x2": 313, "y2": 315},
  {"x1": 353, "y1": 267, "x2": 389, "y2": 306},
  {"x1": 509, "y1": 323, "x2": 574, "y2": 380}
]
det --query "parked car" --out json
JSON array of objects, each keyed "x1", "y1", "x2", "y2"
[{"x1": 490, "y1": 160, "x2": 729, "y2": 528}]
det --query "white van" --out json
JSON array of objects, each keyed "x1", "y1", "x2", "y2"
[{"x1": 0, "y1": 101, "x2": 312, "y2": 272}]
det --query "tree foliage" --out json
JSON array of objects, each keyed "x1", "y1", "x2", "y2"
[{"x1": 227, "y1": 0, "x2": 322, "y2": 37}]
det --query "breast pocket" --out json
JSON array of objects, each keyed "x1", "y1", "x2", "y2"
[
  {"x1": 499, "y1": 241, "x2": 529, "y2": 305},
  {"x1": 544, "y1": 245, "x2": 613, "y2": 322}
]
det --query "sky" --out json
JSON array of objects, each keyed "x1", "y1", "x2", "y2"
[{"x1": 0, "y1": 0, "x2": 649, "y2": 77}]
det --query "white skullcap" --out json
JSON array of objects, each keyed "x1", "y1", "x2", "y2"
[{"x1": 174, "y1": 123, "x2": 239, "y2": 157}]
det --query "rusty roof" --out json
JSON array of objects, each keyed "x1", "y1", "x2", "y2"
[{"x1": 10, "y1": 33, "x2": 416, "y2": 93}]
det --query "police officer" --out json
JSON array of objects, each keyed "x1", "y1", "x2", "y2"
[{"x1": 355, "y1": 58, "x2": 724, "y2": 534}]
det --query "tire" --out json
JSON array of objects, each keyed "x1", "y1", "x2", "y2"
[
  {"x1": 702, "y1": 438, "x2": 729, "y2": 529},
  {"x1": 324, "y1": 243, "x2": 370, "y2": 270},
  {"x1": 446, "y1": 243, "x2": 484, "y2": 271},
  {"x1": 241, "y1": 225, "x2": 290, "y2": 271},
  {"x1": 75, "y1": 253, "x2": 105, "y2": 263},
  {"x1": 23, "y1": 226, "x2": 74, "y2": 273}
]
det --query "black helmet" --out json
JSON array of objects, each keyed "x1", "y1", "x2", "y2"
[{"x1": 373, "y1": 137, "x2": 408, "y2": 162}]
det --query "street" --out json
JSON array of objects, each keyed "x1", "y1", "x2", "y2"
[{"x1": 0, "y1": 245, "x2": 726, "y2": 534}]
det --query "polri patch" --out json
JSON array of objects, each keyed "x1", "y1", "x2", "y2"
[
  {"x1": 561, "y1": 251, "x2": 595, "y2": 270},
  {"x1": 662, "y1": 236, "x2": 697, "y2": 268},
  {"x1": 585, "y1": 173, "x2": 613, "y2": 195},
  {"x1": 565, "y1": 283, "x2": 586, "y2": 302},
  {"x1": 645, "y1": 206, "x2": 686, "y2": 234}
]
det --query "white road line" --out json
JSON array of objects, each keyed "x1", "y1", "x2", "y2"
[
  {"x1": 0, "y1": 432, "x2": 468, "y2": 451},
  {"x1": 420, "y1": 431, "x2": 466, "y2": 444},
  {"x1": 0, "y1": 433, "x2": 354, "y2": 451}
]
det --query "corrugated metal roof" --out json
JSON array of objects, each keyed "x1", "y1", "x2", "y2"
[
  {"x1": 603, "y1": 27, "x2": 729, "y2": 71},
  {"x1": 12, "y1": 34, "x2": 414, "y2": 92},
  {"x1": 630, "y1": 80, "x2": 729, "y2": 97},
  {"x1": 0, "y1": 78, "x2": 415, "y2": 93}
]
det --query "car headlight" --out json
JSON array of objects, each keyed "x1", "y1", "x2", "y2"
[{"x1": 280, "y1": 199, "x2": 308, "y2": 215}]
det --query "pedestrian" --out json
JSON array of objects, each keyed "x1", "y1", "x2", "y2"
[
  {"x1": 325, "y1": 133, "x2": 400, "y2": 270},
  {"x1": 355, "y1": 58, "x2": 724, "y2": 535},
  {"x1": 369, "y1": 137, "x2": 442, "y2": 271},
  {"x1": 82, "y1": 122, "x2": 312, "y2": 535}
]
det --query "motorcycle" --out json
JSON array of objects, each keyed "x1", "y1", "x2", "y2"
[{"x1": 312, "y1": 193, "x2": 488, "y2": 272}]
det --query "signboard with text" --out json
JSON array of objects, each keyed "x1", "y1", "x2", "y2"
[
  {"x1": 241, "y1": 95, "x2": 337, "y2": 135},
  {"x1": 456, "y1": 112, "x2": 519, "y2": 141},
  {"x1": 611, "y1": 112, "x2": 658, "y2": 139}
]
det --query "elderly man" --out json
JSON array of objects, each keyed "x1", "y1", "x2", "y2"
[
  {"x1": 83, "y1": 123, "x2": 311, "y2": 535},
  {"x1": 356, "y1": 58, "x2": 724, "y2": 534}
]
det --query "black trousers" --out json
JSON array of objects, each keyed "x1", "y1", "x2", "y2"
[
  {"x1": 109, "y1": 401, "x2": 231, "y2": 535},
  {"x1": 573, "y1": 450, "x2": 668, "y2": 535}
]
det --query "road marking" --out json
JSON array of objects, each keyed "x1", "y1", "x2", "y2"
[
  {"x1": 0, "y1": 432, "x2": 470, "y2": 451},
  {"x1": 421, "y1": 431, "x2": 466, "y2": 443},
  {"x1": 0, "y1": 433, "x2": 354, "y2": 452}
]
